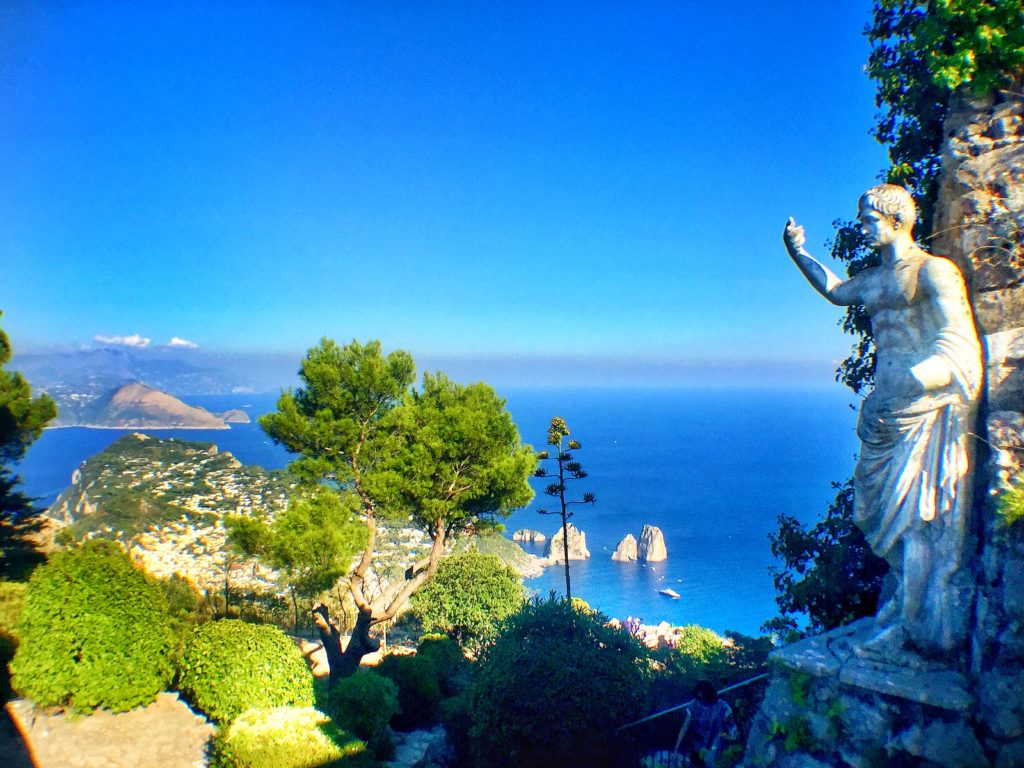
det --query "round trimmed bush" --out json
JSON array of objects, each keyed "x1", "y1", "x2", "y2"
[
  {"x1": 10, "y1": 540, "x2": 176, "y2": 712},
  {"x1": 469, "y1": 597, "x2": 650, "y2": 768},
  {"x1": 375, "y1": 652, "x2": 442, "y2": 731},
  {"x1": 177, "y1": 619, "x2": 314, "y2": 723},
  {"x1": 410, "y1": 551, "x2": 525, "y2": 653},
  {"x1": 323, "y1": 668, "x2": 399, "y2": 758},
  {"x1": 210, "y1": 706, "x2": 372, "y2": 768},
  {"x1": 416, "y1": 634, "x2": 466, "y2": 696}
]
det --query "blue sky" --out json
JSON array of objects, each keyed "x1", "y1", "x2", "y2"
[{"x1": 1, "y1": 1, "x2": 889, "y2": 387}]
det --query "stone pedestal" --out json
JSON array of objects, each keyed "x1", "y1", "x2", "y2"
[{"x1": 743, "y1": 619, "x2": 1000, "y2": 767}]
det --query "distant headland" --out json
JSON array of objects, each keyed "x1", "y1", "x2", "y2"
[{"x1": 49, "y1": 382, "x2": 251, "y2": 430}]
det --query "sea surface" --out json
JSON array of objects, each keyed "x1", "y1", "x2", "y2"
[{"x1": 16, "y1": 386, "x2": 859, "y2": 637}]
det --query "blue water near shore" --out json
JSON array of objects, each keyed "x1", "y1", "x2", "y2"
[{"x1": 16, "y1": 386, "x2": 858, "y2": 637}]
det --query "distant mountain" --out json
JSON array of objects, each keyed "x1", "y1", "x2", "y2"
[
  {"x1": 15, "y1": 347, "x2": 256, "y2": 397},
  {"x1": 52, "y1": 382, "x2": 229, "y2": 429}
]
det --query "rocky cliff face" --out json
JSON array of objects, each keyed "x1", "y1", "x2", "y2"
[
  {"x1": 637, "y1": 524, "x2": 667, "y2": 562},
  {"x1": 611, "y1": 533, "x2": 638, "y2": 562},
  {"x1": 544, "y1": 523, "x2": 590, "y2": 561}
]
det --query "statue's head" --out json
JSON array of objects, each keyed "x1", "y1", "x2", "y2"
[
  {"x1": 858, "y1": 184, "x2": 917, "y2": 229},
  {"x1": 858, "y1": 184, "x2": 917, "y2": 249}
]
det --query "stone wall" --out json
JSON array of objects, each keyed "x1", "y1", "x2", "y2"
[{"x1": 744, "y1": 86, "x2": 1024, "y2": 768}]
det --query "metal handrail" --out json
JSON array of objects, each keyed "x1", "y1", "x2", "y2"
[{"x1": 616, "y1": 671, "x2": 770, "y2": 732}]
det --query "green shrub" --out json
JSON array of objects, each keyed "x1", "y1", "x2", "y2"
[
  {"x1": 210, "y1": 706, "x2": 373, "y2": 768},
  {"x1": 469, "y1": 596, "x2": 650, "y2": 768},
  {"x1": 0, "y1": 581, "x2": 26, "y2": 702},
  {"x1": 409, "y1": 551, "x2": 525, "y2": 653},
  {"x1": 10, "y1": 540, "x2": 176, "y2": 712},
  {"x1": 416, "y1": 634, "x2": 466, "y2": 696},
  {"x1": 375, "y1": 653, "x2": 442, "y2": 731},
  {"x1": 439, "y1": 687, "x2": 474, "y2": 766},
  {"x1": 177, "y1": 619, "x2": 314, "y2": 723},
  {"x1": 324, "y1": 669, "x2": 399, "y2": 759}
]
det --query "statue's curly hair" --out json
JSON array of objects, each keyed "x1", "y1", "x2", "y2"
[{"x1": 859, "y1": 183, "x2": 917, "y2": 227}]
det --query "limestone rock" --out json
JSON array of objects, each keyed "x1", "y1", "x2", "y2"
[
  {"x1": 220, "y1": 408, "x2": 251, "y2": 424},
  {"x1": 544, "y1": 523, "x2": 590, "y2": 561},
  {"x1": 512, "y1": 528, "x2": 546, "y2": 543},
  {"x1": 611, "y1": 533, "x2": 638, "y2": 562},
  {"x1": 637, "y1": 524, "x2": 667, "y2": 562}
]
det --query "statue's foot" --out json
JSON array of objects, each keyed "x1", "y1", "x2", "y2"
[{"x1": 854, "y1": 624, "x2": 907, "y2": 659}]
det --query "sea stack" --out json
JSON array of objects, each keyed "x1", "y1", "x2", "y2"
[
  {"x1": 637, "y1": 524, "x2": 668, "y2": 562},
  {"x1": 512, "y1": 529, "x2": 547, "y2": 543},
  {"x1": 545, "y1": 523, "x2": 590, "y2": 561},
  {"x1": 611, "y1": 534, "x2": 638, "y2": 562}
]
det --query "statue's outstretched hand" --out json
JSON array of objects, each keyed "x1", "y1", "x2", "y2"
[{"x1": 783, "y1": 217, "x2": 806, "y2": 254}]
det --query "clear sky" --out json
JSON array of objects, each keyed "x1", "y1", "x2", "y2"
[{"x1": 1, "y1": 1, "x2": 889, "y2": 387}]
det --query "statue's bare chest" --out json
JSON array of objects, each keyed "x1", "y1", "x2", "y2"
[{"x1": 859, "y1": 260, "x2": 923, "y2": 316}]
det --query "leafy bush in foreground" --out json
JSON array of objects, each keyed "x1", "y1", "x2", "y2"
[
  {"x1": 210, "y1": 706, "x2": 373, "y2": 768},
  {"x1": 10, "y1": 540, "x2": 176, "y2": 712},
  {"x1": 375, "y1": 652, "x2": 442, "y2": 731},
  {"x1": 470, "y1": 597, "x2": 650, "y2": 768},
  {"x1": 416, "y1": 634, "x2": 467, "y2": 696},
  {"x1": 323, "y1": 669, "x2": 399, "y2": 759},
  {"x1": 0, "y1": 580, "x2": 26, "y2": 702},
  {"x1": 177, "y1": 619, "x2": 314, "y2": 723}
]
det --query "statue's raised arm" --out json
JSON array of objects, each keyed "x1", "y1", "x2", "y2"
[{"x1": 783, "y1": 217, "x2": 862, "y2": 306}]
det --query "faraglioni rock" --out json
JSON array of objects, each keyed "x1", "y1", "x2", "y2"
[
  {"x1": 544, "y1": 523, "x2": 590, "y2": 561},
  {"x1": 512, "y1": 528, "x2": 546, "y2": 543},
  {"x1": 611, "y1": 534, "x2": 638, "y2": 562},
  {"x1": 637, "y1": 524, "x2": 668, "y2": 562}
]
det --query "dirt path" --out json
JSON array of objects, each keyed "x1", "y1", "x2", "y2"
[{"x1": 5, "y1": 693, "x2": 214, "y2": 768}]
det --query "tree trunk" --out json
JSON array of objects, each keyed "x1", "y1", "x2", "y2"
[
  {"x1": 334, "y1": 607, "x2": 380, "y2": 679},
  {"x1": 313, "y1": 604, "x2": 353, "y2": 689}
]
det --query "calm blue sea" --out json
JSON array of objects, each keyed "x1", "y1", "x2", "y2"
[{"x1": 15, "y1": 386, "x2": 858, "y2": 637}]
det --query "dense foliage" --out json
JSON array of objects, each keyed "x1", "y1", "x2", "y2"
[
  {"x1": 260, "y1": 339, "x2": 535, "y2": 673},
  {"x1": 226, "y1": 487, "x2": 367, "y2": 630},
  {"x1": 469, "y1": 597, "x2": 650, "y2": 768},
  {"x1": 210, "y1": 706, "x2": 372, "y2": 768},
  {"x1": 767, "y1": 481, "x2": 889, "y2": 634},
  {"x1": 322, "y1": 669, "x2": 400, "y2": 758},
  {"x1": 176, "y1": 619, "x2": 314, "y2": 723},
  {"x1": 0, "y1": 311, "x2": 57, "y2": 578},
  {"x1": 0, "y1": 580, "x2": 26, "y2": 701},
  {"x1": 375, "y1": 652, "x2": 443, "y2": 731},
  {"x1": 409, "y1": 551, "x2": 525, "y2": 653},
  {"x1": 415, "y1": 634, "x2": 468, "y2": 695},
  {"x1": 10, "y1": 540, "x2": 176, "y2": 712}
]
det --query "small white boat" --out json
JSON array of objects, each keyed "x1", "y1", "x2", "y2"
[{"x1": 658, "y1": 588, "x2": 681, "y2": 599}]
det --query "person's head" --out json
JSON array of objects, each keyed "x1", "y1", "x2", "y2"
[
  {"x1": 858, "y1": 184, "x2": 917, "y2": 247},
  {"x1": 693, "y1": 680, "x2": 717, "y2": 705}
]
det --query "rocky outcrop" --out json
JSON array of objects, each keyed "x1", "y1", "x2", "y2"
[
  {"x1": 512, "y1": 528, "x2": 546, "y2": 543},
  {"x1": 544, "y1": 523, "x2": 590, "y2": 561},
  {"x1": 611, "y1": 533, "x2": 638, "y2": 562},
  {"x1": 637, "y1": 524, "x2": 667, "y2": 562},
  {"x1": 220, "y1": 409, "x2": 251, "y2": 424}
]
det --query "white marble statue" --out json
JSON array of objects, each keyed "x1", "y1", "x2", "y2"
[{"x1": 784, "y1": 184, "x2": 982, "y2": 655}]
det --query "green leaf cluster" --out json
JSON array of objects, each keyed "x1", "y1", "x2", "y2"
[
  {"x1": 209, "y1": 706, "x2": 373, "y2": 768},
  {"x1": 767, "y1": 480, "x2": 889, "y2": 634},
  {"x1": 10, "y1": 540, "x2": 176, "y2": 712},
  {"x1": 0, "y1": 580, "x2": 26, "y2": 702},
  {"x1": 176, "y1": 619, "x2": 315, "y2": 723},
  {"x1": 322, "y1": 669, "x2": 399, "y2": 758},
  {"x1": 469, "y1": 596, "x2": 650, "y2": 768},
  {"x1": 409, "y1": 551, "x2": 526, "y2": 653},
  {"x1": 374, "y1": 652, "x2": 443, "y2": 731},
  {"x1": 996, "y1": 484, "x2": 1024, "y2": 531},
  {"x1": 227, "y1": 488, "x2": 367, "y2": 599}
]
